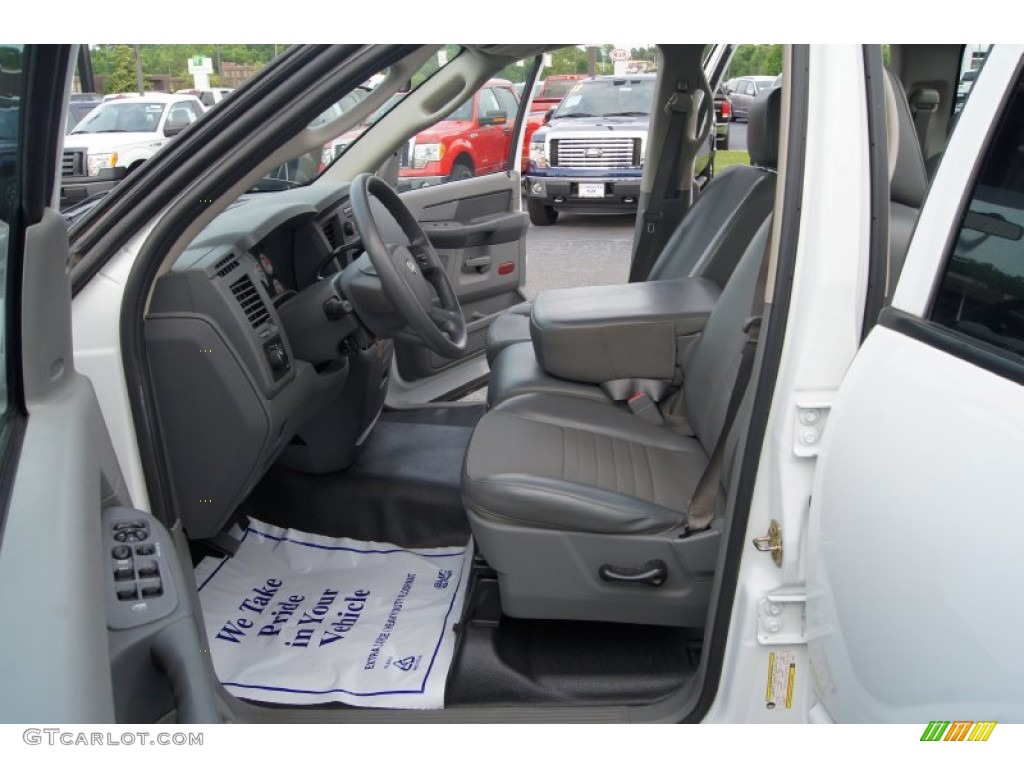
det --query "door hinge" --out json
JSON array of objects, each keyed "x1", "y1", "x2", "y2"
[
  {"x1": 752, "y1": 519, "x2": 784, "y2": 567},
  {"x1": 757, "y1": 590, "x2": 806, "y2": 645}
]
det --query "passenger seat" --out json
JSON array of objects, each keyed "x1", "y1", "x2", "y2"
[{"x1": 484, "y1": 86, "x2": 783, "y2": 367}]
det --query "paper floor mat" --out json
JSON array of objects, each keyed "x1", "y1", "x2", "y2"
[{"x1": 195, "y1": 520, "x2": 471, "y2": 709}]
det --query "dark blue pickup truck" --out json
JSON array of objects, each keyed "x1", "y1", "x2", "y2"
[{"x1": 524, "y1": 74, "x2": 714, "y2": 226}]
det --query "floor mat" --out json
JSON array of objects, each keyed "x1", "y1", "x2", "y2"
[
  {"x1": 240, "y1": 417, "x2": 474, "y2": 549},
  {"x1": 195, "y1": 519, "x2": 472, "y2": 709}
]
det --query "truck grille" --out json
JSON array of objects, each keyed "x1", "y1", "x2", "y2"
[
  {"x1": 551, "y1": 138, "x2": 640, "y2": 169},
  {"x1": 62, "y1": 149, "x2": 86, "y2": 178}
]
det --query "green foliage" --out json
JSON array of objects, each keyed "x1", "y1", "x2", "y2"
[
  {"x1": 726, "y1": 45, "x2": 784, "y2": 78},
  {"x1": 715, "y1": 150, "x2": 750, "y2": 171},
  {"x1": 89, "y1": 44, "x2": 289, "y2": 82},
  {"x1": 104, "y1": 45, "x2": 139, "y2": 94}
]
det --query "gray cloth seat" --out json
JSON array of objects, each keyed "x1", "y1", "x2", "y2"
[
  {"x1": 463, "y1": 218, "x2": 772, "y2": 626},
  {"x1": 485, "y1": 86, "x2": 783, "y2": 367}
]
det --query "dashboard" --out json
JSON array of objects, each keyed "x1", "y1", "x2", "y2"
[{"x1": 144, "y1": 183, "x2": 392, "y2": 541}]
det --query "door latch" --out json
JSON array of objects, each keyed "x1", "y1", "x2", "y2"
[{"x1": 753, "y1": 519, "x2": 783, "y2": 567}]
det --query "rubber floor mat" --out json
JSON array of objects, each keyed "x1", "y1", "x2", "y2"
[{"x1": 195, "y1": 519, "x2": 471, "y2": 709}]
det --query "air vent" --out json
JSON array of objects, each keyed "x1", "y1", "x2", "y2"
[
  {"x1": 322, "y1": 219, "x2": 338, "y2": 249},
  {"x1": 230, "y1": 275, "x2": 271, "y2": 329},
  {"x1": 214, "y1": 254, "x2": 239, "y2": 278}
]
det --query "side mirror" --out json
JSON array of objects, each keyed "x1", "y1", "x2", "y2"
[
  {"x1": 479, "y1": 110, "x2": 507, "y2": 127},
  {"x1": 163, "y1": 120, "x2": 188, "y2": 137},
  {"x1": 543, "y1": 108, "x2": 555, "y2": 124}
]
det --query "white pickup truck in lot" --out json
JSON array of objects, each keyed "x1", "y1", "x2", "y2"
[
  {"x1": 0, "y1": 43, "x2": 1020, "y2": 734},
  {"x1": 60, "y1": 92, "x2": 205, "y2": 208}
]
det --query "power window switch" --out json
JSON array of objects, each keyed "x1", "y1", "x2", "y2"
[
  {"x1": 113, "y1": 565, "x2": 135, "y2": 581},
  {"x1": 137, "y1": 561, "x2": 159, "y2": 578},
  {"x1": 140, "y1": 582, "x2": 163, "y2": 599},
  {"x1": 116, "y1": 587, "x2": 138, "y2": 601},
  {"x1": 135, "y1": 544, "x2": 155, "y2": 556}
]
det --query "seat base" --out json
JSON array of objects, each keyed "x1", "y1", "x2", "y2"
[{"x1": 470, "y1": 510, "x2": 721, "y2": 626}]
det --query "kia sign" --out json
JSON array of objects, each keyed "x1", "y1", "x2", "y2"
[{"x1": 610, "y1": 48, "x2": 631, "y2": 62}]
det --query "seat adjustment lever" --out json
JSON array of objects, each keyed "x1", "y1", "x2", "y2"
[{"x1": 598, "y1": 559, "x2": 668, "y2": 587}]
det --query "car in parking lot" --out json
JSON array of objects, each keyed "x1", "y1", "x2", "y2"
[
  {"x1": 2, "y1": 44, "x2": 1023, "y2": 734},
  {"x1": 726, "y1": 75, "x2": 776, "y2": 120},
  {"x1": 60, "y1": 92, "x2": 205, "y2": 207},
  {"x1": 714, "y1": 85, "x2": 732, "y2": 148}
]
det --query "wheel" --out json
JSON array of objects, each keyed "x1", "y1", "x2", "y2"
[
  {"x1": 347, "y1": 173, "x2": 467, "y2": 359},
  {"x1": 527, "y1": 197, "x2": 558, "y2": 226},
  {"x1": 447, "y1": 160, "x2": 474, "y2": 183}
]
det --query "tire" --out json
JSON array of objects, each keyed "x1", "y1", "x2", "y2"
[
  {"x1": 527, "y1": 198, "x2": 558, "y2": 226},
  {"x1": 448, "y1": 160, "x2": 474, "y2": 183}
]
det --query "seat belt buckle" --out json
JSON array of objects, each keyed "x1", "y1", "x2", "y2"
[{"x1": 627, "y1": 392, "x2": 664, "y2": 426}]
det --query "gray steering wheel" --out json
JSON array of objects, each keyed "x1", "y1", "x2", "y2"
[{"x1": 348, "y1": 173, "x2": 467, "y2": 359}]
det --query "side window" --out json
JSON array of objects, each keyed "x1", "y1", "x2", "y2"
[
  {"x1": 0, "y1": 45, "x2": 21, "y2": 418},
  {"x1": 477, "y1": 88, "x2": 500, "y2": 118},
  {"x1": 955, "y1": 45, "x2": 991, "y2": 114},
  {"x1": 494, "y1": 87, "x2": 518, "y2": 121},
  {"x1": 178, "y1": 101, "x2": 200, "y2": 123},
  {"x1": 932, "y1": 75, "x2": 1024, "y2": 357},
  {"x1": 200, "y1": 91, "x2": 215, "y2": 107}
]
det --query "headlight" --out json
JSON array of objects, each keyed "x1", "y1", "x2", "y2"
[
  {"x1": 86, "y1": 152, "x2": 117, "y2": 176},
  {"x1": 529, "y1": 141, "x2": 548, "y2": 169},
  {"x1": 412, "y1": 143, "x2": 443, "y2": 169}
]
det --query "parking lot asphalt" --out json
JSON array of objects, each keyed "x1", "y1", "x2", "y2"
[{"x1": 522, "y1": 211, "x2": 635, "y2": 299}]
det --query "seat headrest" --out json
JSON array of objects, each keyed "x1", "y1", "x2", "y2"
[
  {"x1": 747, "y1": 86, "x2": 782, "y2": 169},
  {"x1": 884, "y1": 70, "x2": 929, "y2": 208}
]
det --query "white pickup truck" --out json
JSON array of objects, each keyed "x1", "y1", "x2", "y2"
[{"x1": 60, "y1": 92, "x2": 205, "y2": 208}]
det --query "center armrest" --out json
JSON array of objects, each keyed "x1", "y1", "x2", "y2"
[{"x1": 530, "y1": 278, "x2": 721, "y2": 384}]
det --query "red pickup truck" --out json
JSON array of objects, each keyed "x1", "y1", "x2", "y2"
[
  {"x1": 529, "y1": 74, "x2": 586, "y2": 113},
  {"x1": 322, "y1": 79, "x2": 550, "y2": 182}
]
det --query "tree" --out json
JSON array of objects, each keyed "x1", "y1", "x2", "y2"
[{"x1": 104, "y1": 45, "x2": 139, "y2": 94}]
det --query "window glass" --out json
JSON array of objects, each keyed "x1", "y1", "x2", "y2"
[
  {"x1": 955, "y1": 45, "x2": 991, "y2": 114},
  {"x1": 494, "y1": 86, "x2": 518, "y2": 119},
  {"x1": 932, "y1": 75, "x2": 1024, "y2": 356},
  {"x1": 478, "y1": 88, "x2": 500, "y2": 117},
  {"x1": 0, "y1": 44, "x2": 21, "y2": 417}
]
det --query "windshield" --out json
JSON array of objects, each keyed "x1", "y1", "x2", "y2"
[
  {"x1": 755, "y1": 80, "x2": 773, "y2": 93},
  {"x1": 252, "y1": 46, "x2": 463, "y2": 192},
  {"x1": 553, "y1": 78, "x2": 656, "y2": 118},
  {"x1": 73, "y1": 102, "x2": 166, "y2": 134}
]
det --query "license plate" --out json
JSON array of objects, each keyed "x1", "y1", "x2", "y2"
[{"x1": 578, "y1": 183, "x2": 605, "y2": 198}]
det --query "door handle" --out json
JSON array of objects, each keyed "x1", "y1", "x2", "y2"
[{"x1": 463, "y1": 255, "x2": 492, "y2": 273}]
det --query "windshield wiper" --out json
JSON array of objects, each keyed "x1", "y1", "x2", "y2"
[
  {"x1": 602, "y1": 111, "x2": 648, "y2": 117},
  {"x1": 555, "y1": 112, "x2": 594, "y2": 118},
  {"x1": 72, "y1": 129, "x2": 133, "y2": 134}
]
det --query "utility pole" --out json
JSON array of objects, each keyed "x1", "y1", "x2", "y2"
[
  {"x1": 133, "y1": 44, "x2": 144, "y2": 95},
  {"x1": 587, "y1": 46, "x2": 598, "y2": 76}
]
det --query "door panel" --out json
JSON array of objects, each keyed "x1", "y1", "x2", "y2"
[
  {"x1": 396, "y1": 169, "x2": 527, "y2": 392},
  {"x1": 805, "y1": 325, "x2": 1024, "y2": 722},
  {"x1": 0, "y1": 45, "x2": 218, "y2": 723}
]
